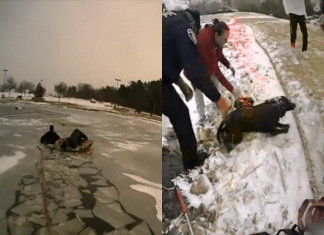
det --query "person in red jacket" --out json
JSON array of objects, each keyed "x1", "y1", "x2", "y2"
[{"x1": 185, "y1": 19, "x2": 241, "y2": 125}]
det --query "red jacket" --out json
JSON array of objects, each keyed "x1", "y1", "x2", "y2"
[{"x1": 185, "y1": 25, "x2": 233, "y2": 92}]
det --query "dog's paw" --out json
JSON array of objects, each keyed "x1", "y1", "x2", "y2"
[{"x1": 280, "y1": 124, "x2": 290, "y2": 132}]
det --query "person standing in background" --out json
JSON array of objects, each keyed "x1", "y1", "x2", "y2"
[{"x1": 282, "y1": 0, "x2": 309, "y2": 59}]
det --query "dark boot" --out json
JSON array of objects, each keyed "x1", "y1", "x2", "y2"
[{"x1": 183, "y1": 150, "x2": 209, "y2": 170}]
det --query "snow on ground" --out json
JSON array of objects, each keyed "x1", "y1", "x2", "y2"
[
  {"x1": 39, "y1": 96, "x2": 162, "y2": 125},
  {"x1": 253, "y1": 21, "x2": 324, "y2": 197},
  {"x1": 45, "y1": 96, "x2": 113, "y2": 109},
  {"x1": 163, "y1": 17, "x2": 322, "y2": 234}
]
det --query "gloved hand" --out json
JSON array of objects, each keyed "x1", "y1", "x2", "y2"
[
  {"x1": 229, "y1": 65, "x2": 235, "y2": 76},
  {"x1": 216, "y1": 96, "x2": 231, "y2": 119},
  {"x1": 177, "y1": 77, "x2": 193, "y2": 101}
]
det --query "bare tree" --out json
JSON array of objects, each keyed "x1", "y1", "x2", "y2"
[
  {"x1": 25, "y1": 82, "x2": 35, "y2": 96},
  {"x1": 17, "y1": 83, "x2": 24, "y2": 95},
  {"x1": 54, "y1": 82, "x2": 68, "y2": 101},
  {"x1": 17, "y1": 81, "x2": 30, "y2": 96},
  {"x1": 6, "y1": 77, "x2": 17, "y2": 97}
]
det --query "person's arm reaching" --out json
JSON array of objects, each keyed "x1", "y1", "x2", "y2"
[{"x1": 176, "y1": 27, "x2": 231, "y2": 117}]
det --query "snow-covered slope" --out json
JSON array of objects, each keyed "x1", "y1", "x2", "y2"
[{"x1": 163, "y1": 16, "x2": 324, "y2": 235}]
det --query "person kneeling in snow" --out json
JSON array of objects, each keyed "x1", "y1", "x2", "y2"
[{"x1": 40, "y1": 125, "x2": 60, "y2": 145}]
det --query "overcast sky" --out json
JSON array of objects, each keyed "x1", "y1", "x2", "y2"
[{"x1": 0, "y1": 0, "x2": 161, "y2": 94}]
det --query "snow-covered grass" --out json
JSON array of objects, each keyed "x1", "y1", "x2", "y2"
[{"x1": 162, "y1": 15, "x2": 324, "y2": 234}]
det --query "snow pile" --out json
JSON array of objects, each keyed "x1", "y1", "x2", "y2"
[{"x1": 163, "y1": 0, "x2": 189, "y2": 11}]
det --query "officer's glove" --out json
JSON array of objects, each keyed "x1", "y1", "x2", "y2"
[{"x1": 216, "y1": 96, "x2": 231, "y2": 119}]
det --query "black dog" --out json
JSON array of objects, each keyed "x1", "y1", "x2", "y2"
[{"x1": 217, "y1": 96, "x2": 296, "y2": 152}]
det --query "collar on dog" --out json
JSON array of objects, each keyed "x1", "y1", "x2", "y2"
[{"x1": 239, "y1": 96, "x2": 253, "y2": 118}]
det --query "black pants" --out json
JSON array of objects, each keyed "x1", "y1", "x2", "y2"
[
  {"x1": 290, "y1": 13, "x2": 308, "y2": 51},
  {"x1": 162, "y1": 82, "x2": 197, "y2": 169}
]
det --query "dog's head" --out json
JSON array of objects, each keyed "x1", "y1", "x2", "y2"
[
  {"x1": 217, "y1": 111, "x2": 243, "y2": 152},
  {"x1": 267, "y1": 96, "x2": 295, "y2": 117},
  {"x1": 280, "y1": 96, "x2": 296, "y2": 112}
]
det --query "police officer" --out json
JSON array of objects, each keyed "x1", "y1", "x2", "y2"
[{"x1": 162, "y1": 9, "x2": 231, "y2": 170}]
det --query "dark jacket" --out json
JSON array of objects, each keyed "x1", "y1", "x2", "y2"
[
  {"x1": 162, "y1": 10, "x2": 221, "y2": 102},
  {"x1": 40, "y1": 130, "x2": 60, "y2": 145}
]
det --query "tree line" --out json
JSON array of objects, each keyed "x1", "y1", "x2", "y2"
[
  {"x1": 1, "y1": 76, "x2": 162, "y2": 116},
  {"x1": 54, "y1": 80, "x2": 162, "y2": 116},
  {"x1": 0, "y1": 77, "x2": 35, "y2": 97}
]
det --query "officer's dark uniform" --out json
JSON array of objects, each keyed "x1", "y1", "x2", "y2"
[{"x1": 162, "y1": 10, "x2": 222, "y2": 169}]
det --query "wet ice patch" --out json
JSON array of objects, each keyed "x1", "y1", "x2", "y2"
[
  {"x1": 101, "y1": 153, "x2": 113, "y2": 159},
  {"x1": 123, "y1": 173, "x2": 161, "y2": 189},
  {"x1": 129, "y1": 185, "x2": 162, "y2": 221},
  {"x1": 7, "y1": 144, "x2": 25, "y2": 149},
  {"x1": 0, "y1": 151, "x2": 26, "y2": 175},
  {"x1": 96, "y1": 130, "x2": 124, "y2": 140},
  {"x1": 108, "y1": 149, "x2": 124, "y2": 154},
  {"x1": 0, "y1": 118, "x2": 45, "y2": 126},
  {"x1": 123, "y1": 173, "x2": 162, "y2": 221},
  {"x1": 110, "y1": 140, "x2": 149, "y2": 151}
]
